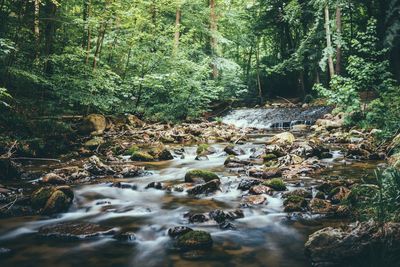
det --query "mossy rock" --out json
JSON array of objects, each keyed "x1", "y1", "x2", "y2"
[
  {"x1": 42, "y1": 190, "x2": 72, "y2": 215},
  {"x1": 185, "y1": 170, "x2": 219, "y2": 183},
  {"x1": 84, "y1": 137, "x2": 105, "y2": 148},
  {"x1": 131, "y1": 151, "x2": 154, "y2": 161},
  {"x1": 283, "y1": 195, "x2": 307, "y2": 212},
  {"x1": 263, "y1": 154, "x2": 277, "y2": 162},
  {"x1": 126, "y1": 145, "x2": 140, "y2": 155},
  {"x1": 263, "y1": 178, "x2": 287, "y2": 191},
  {"x1": 196, "y1": 144, "x2": 215, "y2": 156},
  {"x1": 31, "y1": 187, "x2": 54, "y2": 210},
  {"x1": 176, "y1": 230, "x2": 213, "y2": 250}
]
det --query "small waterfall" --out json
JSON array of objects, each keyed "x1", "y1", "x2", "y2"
[{"x1": 222, "y1": 106, "x2": 332, "y2": 129}]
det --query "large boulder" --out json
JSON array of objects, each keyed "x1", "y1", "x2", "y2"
[
  {"x1": 184, "y1": 170, "x2": 219, "y2": 183},
  {"x1": 176, "y1": 230, "x2": 213, "y2": 251},
  {"x1": 187, "y1": 179, "x2": 220, "y2": 195},
  {"x1": 80, "y1": 114, "x2": 107, "y2": 136},
  {"x1": 31, "y1": 186, "x2": 74, "y2": 215},
  {"x1": 224, "y1": 145, "x2": 245, "y2": 156},
  {"x1": 305, "y1": 221, "x2": 400, "y2": 267},
  {"x1": 268, "y1": 132, "x2": 295, "y2": 145}
]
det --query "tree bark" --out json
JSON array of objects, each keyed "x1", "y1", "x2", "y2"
[
  {"x1": 324, "y1": 3, "x2": 335, "y2": 79},
  {"x1": 34, "y1": 0, "x2": 40, "y2": 59},
  {"x1": 43, "y1": 0, "x2": 57, "y2": 74},
  {"x1": 84, "y1": 0, "x2": 92, "y2": 64},
  {"x1": 93, "y1": 23, "x2": 106, "y2": 70},
  {"x1": 210, "y1": 0, "x2": 218, "y2": 79},
  {"x1": 335, "y1": 6, "x2": 342, "y2": 75},
  {"x1": 255, "y1": 40, "x2": 263, "y2": 104},
  {"x1": 173, "y1": 2, "x2": 181, "y2": 52}
]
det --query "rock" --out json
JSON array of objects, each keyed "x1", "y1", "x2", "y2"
[
  {"x1": 315, "y1": 119, "x2": 343, "y2": 130},
  {"x1": 84, "y1": 155, "x2": 115, "y2": 175},
  {"x1": 283, "y1": 195, "x2": 308, "y2": 212},
  {"x1": 242, "y1": 195, "x2": 267, "y2": 205},
  {"x1": 263, "y1": 178, "x2": 286, "y2": 191},
  {"x1": 120, "y1": 165, "x2": 143, "y2": 177},
  {"x1": 196, "y1": 144, "x2": 216, "y2": 156},
  {"x1": 265, "y1": 145, "x2": 285, "y2": 157},
  {"x1": 262, "y1": 168, "x2": 282, "y2": 179},
  {"x1": 328, "y1": 186, "x2": 350, "y2": 204},
  {"x1": 249, "y1": 185, "x2": 273, "y2": 195},
  {"x1": 184, "y1": 170, "x2": 219, "y2": 183},
  {"x1": 188, "y1": 213, "x2": 209, "y2": 223},
  {"x1": 168, "y1": 226, "x2": 193, "y2": 238},
  {"x1": 237, "y1": 178, "x2": 262, "y2": 191},
  {"x1": 114, "y1": 232, "x2": 136, "y2": 242},
  {"x1": 31, "y1": 186, "x2": 74, "y2": 215},
  {"x1": 38, "y1": 222, "x2": 116, "y2": 239},
  {"x1": 315, "y1": 191, "x2": 326, "y2": 199},
  {"x1": 148, "y1": 146, "x2": 174, "y2": 161},
  {"x1": 268, "y1": 132, "x2": 295, "y2": 145},
  {"x1": 283, "y1": 189, "x2": 312, "y2": 199},
  {"x1": 131, "y1": 151, "x2": 154, "y2": 161},
  {"x1": 84, "y1": 137, "x2": 105, "y2": 148},
  {"x1": 291, "y1": 124, "x2": 309, "y2": 132},
  {"x1": 187, "y1": 179, "x2": 220, "y2": 195},
  {"x1": 0, "y1": 159, "x2": 22, "y2": 180},
  {"x1": 305, "y1": 221, "x2": 400, "y2": 267},
  {"x1": 346, "y1": 144, "x2": 370, "y2": 159},
  {"x1": 224, "y1": 156, "x2": 250, "y2": 167},
  {"x1": 126, "y1": 114, "x2": 144, "y2": 127},
  {"x1": 145, "y1": 182, "x2": 163, "y2": 190},
  {"x1": 208, "y1": 209, "x2": 244, "y2": 224},
  {"x1": 176, "y1": 230, "x2": 213, "y2": 250},
  {"x1": 278, "y1": 154, "x2": 304, "y2": 166},
  {"x1": 195, "y1": 155, "x2": 209, "y2": 161},
  {"x1": 224, "y1": 145, "x2": 244, "y2": 156},
  {"x1": 80, "y1": 114, "x2": 107, "y2": 136},
  {"x1": 41, "y1": 173, "x2": 66, "y2": 185},
  {"x1": 309, "y1": 198, "x2": 333, "y2": 214}
]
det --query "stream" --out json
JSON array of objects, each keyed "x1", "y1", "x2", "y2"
[{"x1": 0, "y1": 109, "x2": 380, "y2": 267}]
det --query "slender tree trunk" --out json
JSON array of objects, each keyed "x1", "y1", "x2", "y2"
[
  {"x1": 335, "y1": 6, "x2": 342, "y2": 75},
  {"x1": 43, "y1": 0, "x2": 57, "y2": 74},
  {"x1": 93, "y1": 23, "x2": 106, "y2": 70},
  {"x1": 173, "y1": 2, "x2": 181, "y2": 52},
  {"x1": 85, "y1": 0, "x2": 92, "y2": 64},
  {"x1": 246, "y1": 45, "x2": 253, "y2": 82},
  {"x1": 324, "y1": 3, "x2": 335, "y2": 79},
  {"x1": 34, "y1": 0, "x2": 40, "y2": 59},
  {"x1": 210, "y1": 0, "x2": 218, "y2": 79},
  {"x1": 123, "y1": 47, "x2": 132, "y2": 80},
  {"x1": 255, "y1": 40, "x2": 262, "y2": 104}
]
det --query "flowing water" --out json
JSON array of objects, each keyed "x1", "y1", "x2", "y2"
[{"x1": 0, "y1": 108, "x2": 379, "y2": 267}]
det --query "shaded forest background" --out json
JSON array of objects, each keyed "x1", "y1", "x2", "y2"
[{"x1": 0, "y1": 0, "x2": 399, "y2": 132}]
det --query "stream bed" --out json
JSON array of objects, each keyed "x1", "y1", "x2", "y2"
[{"x1": 0, "y1": 131, "x2": 380, "y2": 267}]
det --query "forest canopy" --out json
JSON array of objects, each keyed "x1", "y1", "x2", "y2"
[{"x1": 0, "y1": 0, "x2": 399, "y2": 127}]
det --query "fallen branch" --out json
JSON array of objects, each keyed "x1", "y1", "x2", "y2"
[
  {"x1": 276, "y1": 96, "x2": 295, "y2": 105},
  {"x1": 0, "y1": 196, "x2": 18, "y2": 211},
  {"x1": 10, "y1": 157, "x2": 61, "y2": 163},
  {"x1": 0, "y1": 140, "x2": 17, "y2": 159}
]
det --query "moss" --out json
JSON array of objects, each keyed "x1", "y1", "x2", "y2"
[
  {"x1": 263, "y1": 178, "x2": 287, "y2": 191},
  {"x1": 131, "y1": 151, "x2": 154, "y2": 161},
  {"x1": 126, "y1": 145, "x2": 140, "y2": 155},
  {"x1": 42, "y1": 190, "x2": 71, "y2": 215},
  {"x1": 185, "y1": 170, "x2": 219, "y2": 183},
  {"x1": 176, "y1": 230, "x2": 213, "y2": 250},
  {"x1": 31, "y1": 187, "x2": 53, "y2": 210},
  {"x1": 263, "y1": 153, "x2": 277, "y2": 162},
  {"x1": 196, "y1": 144, "x2": 210, "y2": 155}
]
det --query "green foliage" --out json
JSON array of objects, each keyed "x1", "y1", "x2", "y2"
[
  {"x1": 263, "y1": 178, "x2": 287, "y2": 191},
  {"x1": 348, "y1": 168, "x2": 400, "y2": 223}
]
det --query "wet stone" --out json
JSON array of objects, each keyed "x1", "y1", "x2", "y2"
[
  {"x1": 176, "y1": 230, "x2": 213, "y2": 251},
  {"x1": 114, "y1": 232, "x2": 136, "y2": 242},
  {"x1": 145, "y1": 182, "x2": 163, "y2": 190},
  {"x1": 168, "y1": 226, "x2": 193, "y2": 238},
  {"x1": 38, "y1": 222, "x2": 117, "y2": 239},
  {"x1": 237, "y1": 178, "x2": 262, "y2": 191}
]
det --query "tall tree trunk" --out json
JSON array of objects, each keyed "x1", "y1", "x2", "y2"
[
  {"x1": 173, "y1": 2, "x2": 181, "y2": 52},
  {"x1": 255, "y1": 40, "x2": 263, "y2": 104},
  {"x1": 210, "y1": 0, "x2": 218, "y2": 79},
  {"x1": 84, "y1": 0, "x2": 92, "y2": 64},
  {"x1": 335, "y1": 6, "x2": 342, "y2": 75},
  {"x1": 324, "y1": 3, "x2": 335, "y2": 79},
  {"x1": 43, "y1": 0, "x2": 57, "y2": 74},
  {"x1": 93, "y1": 23, "x2": 106, "y2": 70},
  {"x1": 34, "y1": 0, "x2": 40, "y2": 59}
]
